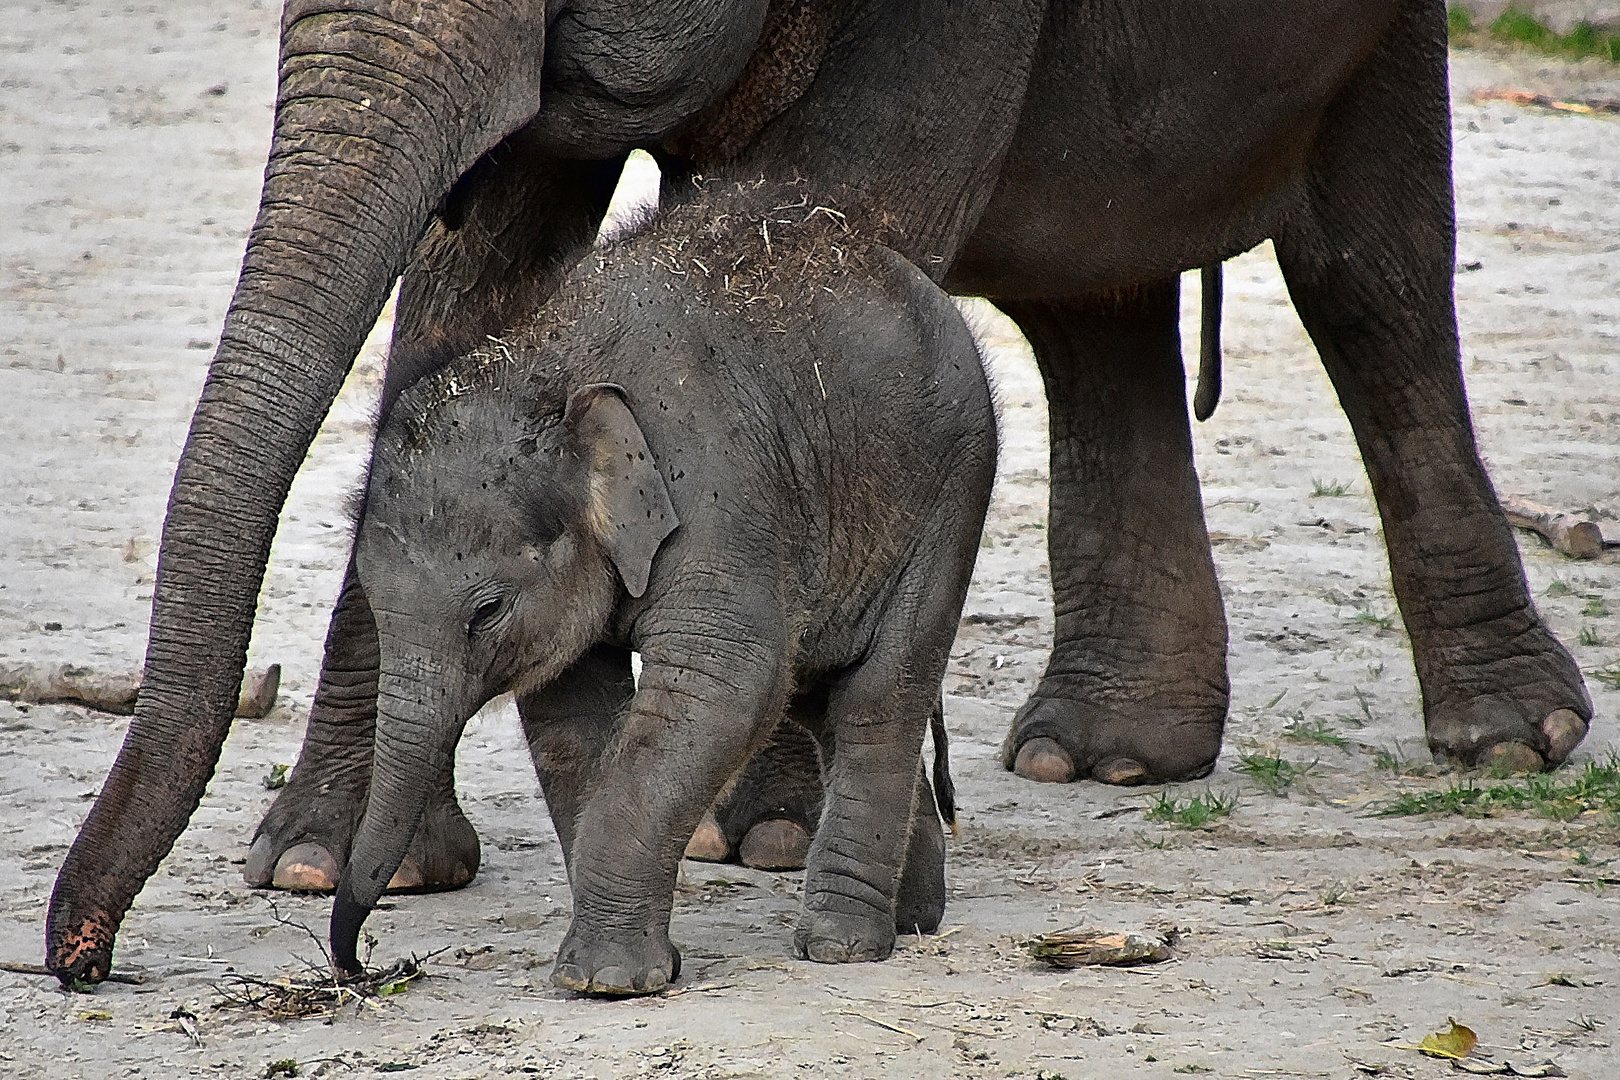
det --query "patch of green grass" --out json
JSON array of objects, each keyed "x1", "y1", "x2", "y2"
[
  {"x1": 1284, "y1": 717, "x2": 1349, "y2": 749},
  {"x1": 1578, "y1": 626, "x2": 1605, "y2": 647},
  {"x1": 1588, "y1": 664, "x2": 1620, "y2": 690},
  {"x1": 1146, "y1": 789, "x2": 1237, "y2": 828},
  {"x1": 1492, "y1": 6, "x2": 1559, "y2": 49},
  {"x1": 1263, "y1": 688, "x2": 1288, "y2": 710},
  {"x1": 1451, "y1": 4, "x2": 1620, "y2": 62},
  {"x1": 1321, "y1": 881, "x2": 1354, "y2": 906},
  {"x1": 1236, "y1": 750, "x2": 1313, "y2": 795},
  {"x1": 1310, "y1": 478, "x2": 1354, "y2": 498},
  {"x1": 1564, "y1": 21, "x2": 1620, "y2": 62},
  {"x1": 1546, "y1": 577, "x2": 1575, "y2": 598},
  {"x1": 1348, "y1": 606, "x2": 1394, "y2": 631},
  {"x1": 1582, "y1": 596, "x2": 1610, "y2": 618},
  {"x1": 1374, "y1": 754, "x2": 1620, "y2": 820},
  {"x1": 265, "y1": 1063, "x2": 300, "y2": 1080},
  {"x1": 1447, "y1": 3, "x2": 1474, "y2": 38},
  {"x1": 1371, "y1": 741, "x2": 1436, "y2": 777}
]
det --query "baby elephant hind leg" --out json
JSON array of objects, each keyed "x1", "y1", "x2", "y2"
[
  {"x1": 797, "y1": 548, "x2": 977, "y2": 963},
  {"x1": 1273, "y1": 2, "x2": 1589, "y2": 771}
]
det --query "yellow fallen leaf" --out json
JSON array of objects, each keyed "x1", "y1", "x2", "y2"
[
  {"x1": 77, "y1": 1009, "x2": 113, "y2": 1022},
  {"x1": 1397, "y1": 1019, "x2": 1477, "y2": 1060}
]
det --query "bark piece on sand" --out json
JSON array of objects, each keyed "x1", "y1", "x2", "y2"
[
  {"x1": 1027, "y1": 930, "x2": 1173, "y2": 968},
  {"x1": 1500, "y1": 494, "x2": 1608, "y2": 559},
  {"x1": 0, "y1": 662, "x2": 280, "y2": 718}
]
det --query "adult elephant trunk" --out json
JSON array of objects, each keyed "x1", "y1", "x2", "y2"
[
  {"x1": 331, "y1": 666, "x2": 469, "y2": 978},
  {"x1": 47, "y1": 0, "x2": 545, "y2": 985}
]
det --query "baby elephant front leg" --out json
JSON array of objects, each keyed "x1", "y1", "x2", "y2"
[{"x1": 552, "y1": 650, "x2": 778, "y2": 995}]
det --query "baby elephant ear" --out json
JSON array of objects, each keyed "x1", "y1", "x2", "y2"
[{"x1": 564, "y1": 383, "x2": 679, "y2": 598}]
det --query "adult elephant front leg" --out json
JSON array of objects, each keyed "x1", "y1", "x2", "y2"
[
  {"x1": 998, "y1": 288, "x2": 1229, "y2": 786},
  {"x1": 1273, "y1": 1, "x2": 1588, "y2": 771},
  {"x1": 245, "y1": 149, "x2": 626, "y2": 894}
]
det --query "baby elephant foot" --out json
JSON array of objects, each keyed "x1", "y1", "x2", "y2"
[
  {"x1": 1423, "y1": 627, "x2": 1592, "y2": 772},
  {"x1": 551, "y1": 923, "x2": 681, "y2": 996},
  {"x1": 894, "y1": 804, "x2": 946, "y2": 936},
  {"x1": 244, "y1": 792, "x2": 479, "y2": 893},
  {"x1": 795, "y1": 909, "x2": 896, "y2": 964},
  {"x1": 1002, "y1": 685, "x2": 1225, "y2": 786}
]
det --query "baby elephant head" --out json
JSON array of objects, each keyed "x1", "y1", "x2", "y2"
[{"x1": 331, "y1": 376, "x2": 677, "y2": 976}]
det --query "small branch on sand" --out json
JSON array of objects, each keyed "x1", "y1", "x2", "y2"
[
  {"x1": 1500, "y1": 495, "x2": 1608, "y2": 560},
  {"x1": 0, "y1": 662, "x2": 279, "y2": 717}
]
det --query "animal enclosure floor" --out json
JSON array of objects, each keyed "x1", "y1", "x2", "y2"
[{"x1": 2, "y1": 5, "x2": 1619, "y2": 1077}]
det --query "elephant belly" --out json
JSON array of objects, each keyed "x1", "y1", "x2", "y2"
[{"x1": 947, "y1": 0, "x2": 1403, "y2": 299}]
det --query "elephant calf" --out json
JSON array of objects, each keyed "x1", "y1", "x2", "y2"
[{"x1": 328, "y1": 182, "x2": 997, "y2": 995}]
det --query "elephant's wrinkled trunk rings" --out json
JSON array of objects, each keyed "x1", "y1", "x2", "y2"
[{"x1": 45, "y1": 1, "x2": 547, "y2": 987}]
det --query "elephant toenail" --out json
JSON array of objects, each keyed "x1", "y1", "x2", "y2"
[
  {"x1": 1482, "y1": 741, "x2": 1544, "y2": 775},
  {"x1": 739, "y1": 820, "x2": 812, "y2": 870},
  {"x1": 1542, "y1": 709, "x2": 1587, "y2": 764},
  {"x1": 550, "y1": 964, "x2": 589, "y2": 992},
  {"x1": 243, "y1": 836, "x2": 275, "y2": 887},
  {"x1": 386, "y1": 856, "x2": 426, "y2": 892},
  {"x1": 270, "y1": 842, "x2": 341, "y2": 891},
  {"x1": 590, "y1": 966, "x2": 635, "y2": 993},
  {"x1": 1013, "y1": 738, "x2": 1076, "y2": 783},
  {"x1": 1093, "y1": 756, "x2": 1151, "y2": 786},
  {"x1": 684, "y1": 811, "x2": 731, "y2": 863}
]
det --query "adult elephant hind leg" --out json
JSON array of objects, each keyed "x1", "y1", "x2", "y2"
[
  {"x1": 998, "y1": 289, "x2": 1229, "y2": 787},
  {"x1": 243, "y1": 564, "x2": 479, "y2": 893},
  {"x1": 1271, "y1": 2, "x2": 1589, "y2": 771}
]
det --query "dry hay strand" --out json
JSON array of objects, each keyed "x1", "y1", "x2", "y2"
[
  {"x1": 213, "y1": 954, "x2": 436, "y2": 1022},
  {"x1": 211, "y1": 897, "x2": 442, "y2": 1021},
  {"x1": 1027, "y1": 929, "x2": 1173, "y2": 969}
]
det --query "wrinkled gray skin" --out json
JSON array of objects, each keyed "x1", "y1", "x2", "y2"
[
  {"x1": 51, "y1": 0, "x2": 1593, "y2": 985},
  {"x1": 328, "y1": 199, "x2": 994, "y2": 993}
]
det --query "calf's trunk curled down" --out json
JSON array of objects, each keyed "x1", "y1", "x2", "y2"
[
  {"x1": 331, "y1": 667, "x2": 472, "y2": 977},
  {"x1": 46, "y1": 0, "x2": 547, "y2": 985}
]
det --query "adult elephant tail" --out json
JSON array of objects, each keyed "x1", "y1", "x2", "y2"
[{"x1": 45, "y1": 0, "x2": 547, "y2": 986}]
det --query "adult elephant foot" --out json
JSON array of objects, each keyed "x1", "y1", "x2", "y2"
[
  {"x1": 245, "y1": 775, "x2": 480, "y2": 894},
  {"x1": 997, "y1": 288, "x2": 1230, "y2": 787},
  {"x1": 683, "y1": 721, "x2": 822, "y2": 870},
  {"x1": 1420, "y1": 624, "x2": 1591, "y2": 772},
  {"x1": 243, "y1": 568, "x2": 480, "y2": 894},
  {"x1": 1002, "y1": 683, "x2": 1226, "y2": 786}
]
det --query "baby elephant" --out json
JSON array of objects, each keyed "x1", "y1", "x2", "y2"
[{"x1": 329, "y1": 185, "x2": 997, "y2": 995}]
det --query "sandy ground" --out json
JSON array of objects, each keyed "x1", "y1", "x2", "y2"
[{"x1": 3, "y1": 5, "x2": 1620, "y2": 1078}]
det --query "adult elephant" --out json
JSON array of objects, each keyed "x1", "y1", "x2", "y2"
[{"x1": 47, "y1": 0, "x2": 1592, "y2": 986}]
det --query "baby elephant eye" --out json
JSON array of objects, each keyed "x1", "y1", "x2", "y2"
[{"x1": 467, "y1": 596, "x2": 507, "y2": 636}]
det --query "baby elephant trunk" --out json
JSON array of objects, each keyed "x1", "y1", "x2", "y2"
[{"x1": 330, "y1": 670, "x2": 467, "y2": 978}]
